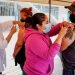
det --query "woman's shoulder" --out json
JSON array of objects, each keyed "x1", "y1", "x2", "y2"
[{"x1": 25, "y1": 33, "x2": 43, "y2": 43}]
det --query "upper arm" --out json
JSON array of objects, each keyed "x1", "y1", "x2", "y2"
[
  {"x1": 61, "y1": 37, "x2": 74, "y2": 51},
  {"x1": 61, "y1": 31, "x2": 74, "y2": 51},
  {"x1": 13, "y1": 28, "x2": 25, "y2": 56},
  {"x1": 16, "y1": 28, "x2": 24, "y2": 46}
]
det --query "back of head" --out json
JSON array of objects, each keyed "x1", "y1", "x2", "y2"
[
  {"x1": 25, "y1": 13, "x2": 46, "y2": 29},
  {"x1": 20, "y1": 7, "x2": 32, "y2": 17}
]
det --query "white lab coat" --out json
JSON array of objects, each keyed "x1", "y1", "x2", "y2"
[{"x1": 0, "y1": 21, "x2": 13, "y2": 72}]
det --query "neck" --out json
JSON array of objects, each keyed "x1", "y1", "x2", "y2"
[{"x1": 38, "y1": 29, "x2": 43, "y2": 33}]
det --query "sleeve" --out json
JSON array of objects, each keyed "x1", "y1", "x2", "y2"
[
  {"x1": 0, "y1": 21, "x2": 13, "y2": 32},
  {"x1": 26, "y1": 35, "x2": 61, "y2": 59},
  {"x1": 47, "y1": 23, "x2": 62, "y2": 37}
]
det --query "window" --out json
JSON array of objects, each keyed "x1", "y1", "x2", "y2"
[
  {"x1": 34, "y1": 4, "x2": 59, "y2": 19},
  {"x1": 0, "y1": 2, "x2": 15, "y2": 16}
]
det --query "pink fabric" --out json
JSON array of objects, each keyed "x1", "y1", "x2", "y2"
[
  {"x1": 47, "y1": 23, "x2": 62, "y2": 37},
  {"x1": 23, "y1": 24, "x2": 61, "y2": 75}
]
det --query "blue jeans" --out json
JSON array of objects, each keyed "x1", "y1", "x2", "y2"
[{"x1": 63, "y1": 69, "x2": 75, "y2": 75}]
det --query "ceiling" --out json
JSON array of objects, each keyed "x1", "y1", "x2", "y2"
[{"x1": 9, "y1": 0, "x2": 73, "y2": 6}]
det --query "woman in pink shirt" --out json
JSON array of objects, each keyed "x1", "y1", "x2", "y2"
[{"x1": 23, "y1": 13, "x2": 69, "y2": 75}]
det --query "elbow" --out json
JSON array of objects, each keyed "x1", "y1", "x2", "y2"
[{"x1": 16, "y1": 42, "x2": 23, "y2": 47}]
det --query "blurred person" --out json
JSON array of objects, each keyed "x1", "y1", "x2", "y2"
[
  {"x1": 0, "y1": 25, "x2": 16, "y2": 74},
  {"x1": 0, "y1": 18, "x2": 24, "y2": 74}
]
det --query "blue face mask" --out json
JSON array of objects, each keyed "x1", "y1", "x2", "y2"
[
  {"x1": 67, "y1": 13, "x2": 71, "y2": 22},
  {"x1": 43, "y1": 23, "x2": 51, "y2": 33}
]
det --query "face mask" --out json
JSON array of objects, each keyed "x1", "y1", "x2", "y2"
[
  {"x1": 43, "y1": 23, "x2": 51, "y2": 33},
  {"x1": 69, "y1": 13, "x2": 75, "y2": 23}
]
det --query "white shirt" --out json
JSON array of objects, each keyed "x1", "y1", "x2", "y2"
[{"x1": 0, "y1": 21, "x2": 13, "y2": 72}]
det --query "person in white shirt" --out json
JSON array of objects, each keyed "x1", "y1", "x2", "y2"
[{"x1": 0, "y1": 21, "x2": 17, "y2": 74}]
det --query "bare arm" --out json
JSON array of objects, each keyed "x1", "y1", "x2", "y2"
[
  {"x1": 13, "y1": 21, "x2": 25, "y2": 28},
  {"x1": 13, "y1": 27, "x2": 25, "y2": 58},
  {"x1": 61, "y1": 30, "x2": 75, "y2": 51}
]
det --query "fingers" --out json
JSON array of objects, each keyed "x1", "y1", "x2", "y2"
[
  {"x1": 68, "y1": 23, "x2": 74, "y2": 30},
  {"x1": 62, "y1": 21, "x2": 74, "y2": 30},
  {"x1": 59, "y1": 25, "x2": 68, "y2": 38},
  {"x1": 13, "y1": 21, "x2": 18, "y2": 25}
]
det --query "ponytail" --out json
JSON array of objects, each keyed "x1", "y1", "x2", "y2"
[{"x1": 25, "y1": 13, "x2": 46, "y2": 29}]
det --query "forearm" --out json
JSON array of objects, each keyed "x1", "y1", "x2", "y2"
[
  {"x1": 55, "y1": 35, "x2": 63, "y2": 45},
  {"x1": 49, "y1": 25, "x2": 68, "y2": 56},
  {"x1": 48, "y1": 42, "x2": 61, "y2": 58},
  {"x1": 13, "y1": 28, "x2": 24, "y2": 57},
  {"x1": 55, "y1": 26, "x2": 68, "y2": 45},
  {"x1": 13, "y1": 43, "x2": 22, "y2": 57},
  {"x1": 6, "y1": 32, "x2": 14, "y2": 43}
]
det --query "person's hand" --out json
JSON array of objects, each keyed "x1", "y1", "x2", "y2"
[
  {"x1": 55, "y1": 24, "x2": 68, "y2": 44},
  {"x1": 68, "y1": 23, "x2": 74, "y2": 30},
  {"x1": 62, "y1": 21, "x2": 74, "y2": 30},
  {"x1": 13, "y1": 21, "x2": 19, "y2": 24},
  {"x1": 10, "y1": 25, "x2": 17, "y2": 34},
  {"x1": 18, "y1": 21, "x2": 25, "y2": 28},
  {"x1": 59, "y1": 23, "x2": 68, "y2": 38},
  {"x1": 13, "y1": 21, "x2": 25, "y2": 28},
  {"x1": 62, "y1": 21, "x2": 68, "y2": 27}
]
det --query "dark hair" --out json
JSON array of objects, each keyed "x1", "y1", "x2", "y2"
[
  {"x1": 25, "y1": 13, "x2": 46, "y2": 29},
  {"x1": 20, "y1": 7, "x2": 32, "y2": 17},
  {"x1": 69, "y1": 13, "x2": 75, "y2": 23}
]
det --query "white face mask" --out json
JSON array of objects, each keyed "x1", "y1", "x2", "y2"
[{"x1": 43, "y1": 23, "x2": 51, "y2": 33}]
